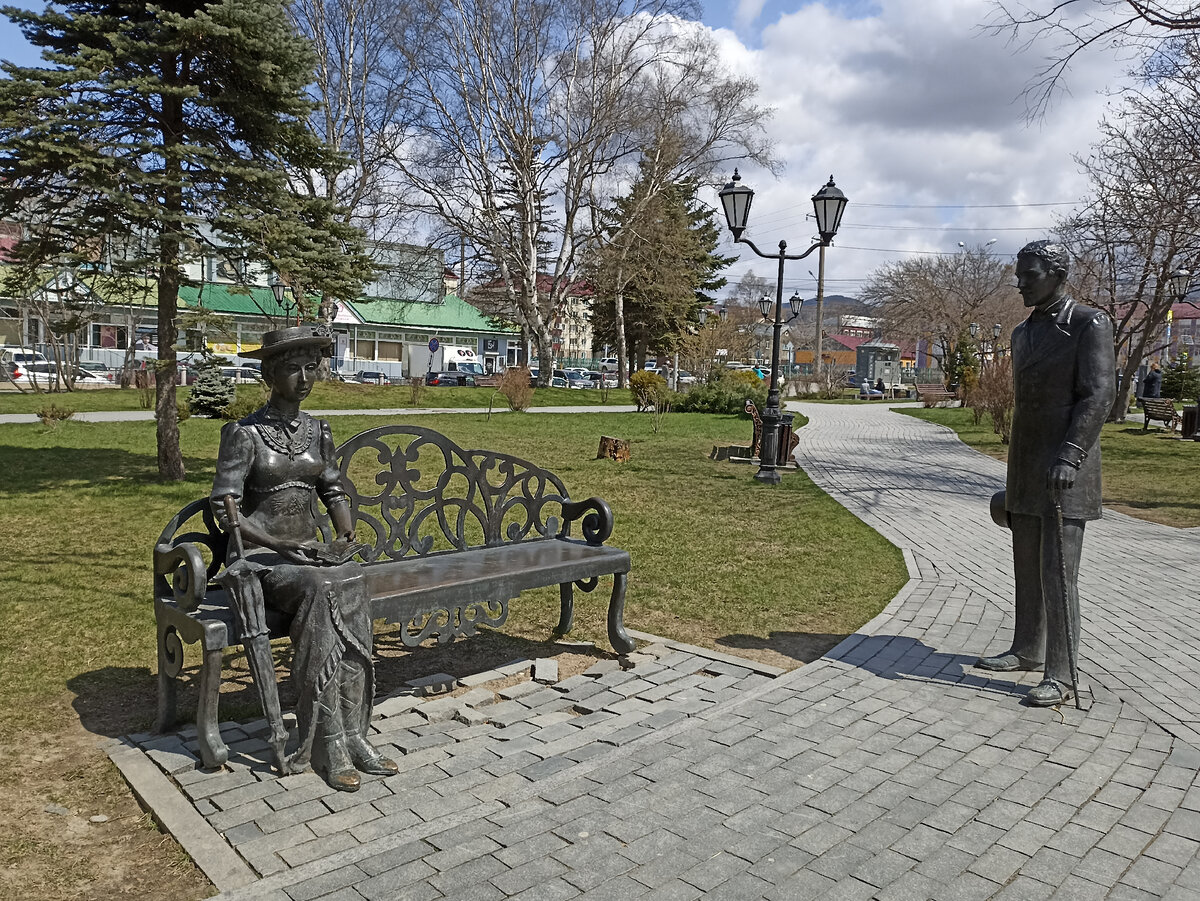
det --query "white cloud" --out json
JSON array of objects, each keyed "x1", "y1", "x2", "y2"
[
  {"x1": 733, "y1": 0, "x2": 767, "y2": 32},
  {"x1": 702, "y1": 0, "x2": 1134, "y2": 300}
]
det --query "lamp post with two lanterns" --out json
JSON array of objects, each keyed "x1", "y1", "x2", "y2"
[
  {"x1": 718, "y1": 171, "x2": 849, "y2": 484},
  {"x1": 969, "y1": 322, "x2": 1004, "y2": 369}
]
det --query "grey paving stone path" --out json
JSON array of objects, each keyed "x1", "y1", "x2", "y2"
[{"x1": 109, "y1": 401, "x2": 1200, "y2": 900}]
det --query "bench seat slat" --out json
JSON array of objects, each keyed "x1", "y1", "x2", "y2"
[{"x1": 365, "y1": 541, "x2": 630, "y2": 614}]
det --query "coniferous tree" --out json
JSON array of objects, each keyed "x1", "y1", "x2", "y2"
[
  {"x1": 187, "y1": 357, "x2": 237, "y2": 418},
  {"x1": 0, "y1": 0, "x2": 374, "y2": 478},
  {"x1": 588, "y1": 177, "x2": 732, "y2": 367}
]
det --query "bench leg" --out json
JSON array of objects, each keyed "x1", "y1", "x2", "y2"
[
  {"x1": 554, "y1": 582, "x2": 575, "y2": 637},
  {"x1": 608, "y1": 573, "x2": 635, "y2": 656},
  {"x1": 155, "y1": 622, "x2": 182, "y2": 733},
  {"x1": 195, "y1": 645, "x2": 229, "y2": 769}
]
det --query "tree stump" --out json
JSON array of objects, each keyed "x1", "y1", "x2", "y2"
[{"x1": 597, "y1": 436, "x2": 631, "y2": 462}]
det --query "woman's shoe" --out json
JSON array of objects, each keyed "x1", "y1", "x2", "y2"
[
  {"x1": 346, "y1": 733, "x2": 399, "y2": 776},
  {"x1": 315, "y1": 733, "x2": 361, "y2": 792}
]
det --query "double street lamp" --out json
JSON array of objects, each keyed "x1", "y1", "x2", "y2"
[
  {"x1": 969, "y1": 322, "x2": 1004, "y2": 367},
  {"x1": 718, "y1": 171, "x2": 849, "y2": 484}
]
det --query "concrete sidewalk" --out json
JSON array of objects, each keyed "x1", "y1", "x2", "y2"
[{"x1": 109, "y1": 401, "x2": 1200, "y2": 900}]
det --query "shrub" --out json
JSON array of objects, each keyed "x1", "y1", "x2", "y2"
[
  {"x1": 974, "y1": 357, "x2": 1014, "y2": 444},
  {"x1": 498, "y1": 366, "x2": 534, "y2": 412},
  {"x1": 959, "y1": 368, "x2": 982, "y2": 423},
  {"x1": 629, "y1": 370, "x2": 667, "y2": 411},
  {"x1": 187, "y1": 356, "x2": 236, "y2": 417},
  {"x1": 673, "y1": 369, "x2": 768, "y2": 415},
  {"x1": 221, "y1": 391, "x2": 264, "y2": 421},
  {"x1": 36, "y1": 403, "x2": 74, "y2": 427},
  {"x1": 408, "y1": 376, "x2": 425, "y2": 406}
]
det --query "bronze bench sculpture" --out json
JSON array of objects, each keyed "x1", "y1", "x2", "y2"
[{"x1": 153, "y1": 422, "x2": 634, "y2": 771}]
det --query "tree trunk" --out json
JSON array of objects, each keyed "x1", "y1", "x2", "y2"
[
  {"x1": 614, "y1": 286, "x2": 628, "y2": 389},
  {"x1": 156, "y1": 83, "x2": 186, "y2": 481},
  {"x1": 597, "y1": 435, "x2": 630, "y2": 462}
]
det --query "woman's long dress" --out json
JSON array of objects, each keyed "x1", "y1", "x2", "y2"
[{"x1": 210, "y1": 406, "x2": 373, "y2": 768}]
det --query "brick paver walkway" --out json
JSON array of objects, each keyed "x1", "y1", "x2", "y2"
[{"x1": 112, "y1": 402, "x2": 1200, "y2": 900}]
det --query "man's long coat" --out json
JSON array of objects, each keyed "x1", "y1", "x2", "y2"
[{"x1": 1006, "y1": 298, "x2": 1115, "y2": 521}]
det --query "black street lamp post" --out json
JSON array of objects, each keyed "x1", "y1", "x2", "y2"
[{"x1": 718, "y1": 171, "x2": 848, "y2": 484}]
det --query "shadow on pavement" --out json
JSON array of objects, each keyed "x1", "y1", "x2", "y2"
[
  {"x1": 716, "y1": 631, "x2": 848, "y2": 665},
  {"x1": 837, "y1": 634, "x2": 1031, "y2": 699}
]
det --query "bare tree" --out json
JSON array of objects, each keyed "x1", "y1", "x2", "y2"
[
  {"x1": 725, "y1": 269, "x2": 773, "y2": 317},
  {"x1": 1054, "y1": 37, "x2": 1200, "y2": 418},
  {"x1": 988, "y1": 0, "x2": 1200, "y2": 114},
  {"x1": 861, "y1": 245, "x2": 1019, "y2": 383},
  {"x1": 385, "y1": 0, "x2": 772, "y2": 385}
]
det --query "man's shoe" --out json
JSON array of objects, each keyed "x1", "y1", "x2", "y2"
[
  {"x1": 974, "y1": 652, "x2": 1043, "y2": 672},
  {"x1": 1026, "y1": 679, "x2": 1074, "y2": 707},
  {"x1": 346, "y1": 734, "x2": 399, "y2": 776}
]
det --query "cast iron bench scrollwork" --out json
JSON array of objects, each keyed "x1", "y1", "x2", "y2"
[{"x1": 153, "y1": 424, "x2": 634, "y2": 768}]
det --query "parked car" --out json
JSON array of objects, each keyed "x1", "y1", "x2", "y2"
[
  {"x1": 0, "y1": 346, "x2": 49, "y2": 369},
  {"x1": 8, "y1": 361, "x2": 110, "y2": 387},
  {"x1": 426, "y1": 371, "x2": 477, "y2": 386},
  {"x1": 672, "y1": 369, "x2": 697, "y2": 387},
  {"x1": 583, "y1": 370, "x2": 615, "y2": 388},
  {"x1": 563, "y1": 370, "x2": 592, "y2": 389},
  {"x1": 355, "y1": 370, "x2": 391, "y2": 385},
  {"x1": 220, "y1": 366, "x2": 263, "y2": 384},
  {"x1": 598, "y1": 357, "x2": 621, "y2": 373},
  {"x1": 78, "y1": 361, "x2": 116, "y2": 382},
  {"x1": 528, "y1": 368, "x2": 571, "y2": 388}
]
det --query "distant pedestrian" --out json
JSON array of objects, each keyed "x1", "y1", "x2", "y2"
[
  {"x1": 1142, "y1": 361, "x2": 1162, "y2": 400},
  {"x1": 875, "y1": 377, "x2": 886, "y2": 396}
]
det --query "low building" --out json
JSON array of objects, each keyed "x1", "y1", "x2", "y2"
[{"x1": 0, "y1": 235, "x2": 520, "y2": 378}]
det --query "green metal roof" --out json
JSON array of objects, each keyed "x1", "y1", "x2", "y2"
[
  {"x1": 346, "y1": 293, "x2": 516, "y2": 335},
  {"x1": 178, "y1": 283, "x2": 294, "y2": 318}
]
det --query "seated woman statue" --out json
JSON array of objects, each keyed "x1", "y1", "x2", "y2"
[{"x1": 210, "y1": 325, "x2": 397, "y2": 792}]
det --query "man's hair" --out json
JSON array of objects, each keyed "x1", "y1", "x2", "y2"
[{"x1": 1017, "y1": 240, "x2": 1070, "y2": 274}]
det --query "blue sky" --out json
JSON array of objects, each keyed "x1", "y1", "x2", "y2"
[{"x1": 0, "y1": 0, "x2": 1132, "y2": 297}]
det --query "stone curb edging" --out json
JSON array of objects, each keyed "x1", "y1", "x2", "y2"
[{"x1": 106, "y1": 739, "x2": 258, "y2": 892}]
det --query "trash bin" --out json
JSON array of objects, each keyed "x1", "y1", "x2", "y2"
[{"x1": 1183, "y1": 405, "x2": 1197, "y2": 439}]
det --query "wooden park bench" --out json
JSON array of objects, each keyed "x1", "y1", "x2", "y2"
[
  {"x1": 1142, "y1": 397, "x2": 1181, "y2": 432},
  {"x1": 915, "y1": 382, "x2": 957, "y2": 406},
  {"x1": 152, "y1": 424, "x2": 634, "y2": 768}
]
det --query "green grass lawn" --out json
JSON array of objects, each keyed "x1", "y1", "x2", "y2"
[
  {"x1": 0, "y1": 379, "x2": 627, "y2": 415},
  {"x1": 903, "y1": 407, "x2": 1200, "y2": 528},
  {"x1": 0, "y1": 409, "x2": 906, "y2": 738}
]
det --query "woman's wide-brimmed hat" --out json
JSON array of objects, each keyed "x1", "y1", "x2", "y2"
[{"x1": 242, "y1": 325, "x2": 334, "y2": 360}]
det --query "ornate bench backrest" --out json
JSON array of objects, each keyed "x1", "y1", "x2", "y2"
[{"x1": 331, "y1": 424, "x2": 572, "y2": 563}]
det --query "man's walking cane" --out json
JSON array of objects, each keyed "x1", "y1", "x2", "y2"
[
  {"x1": 1052, "y1": 494, "x2": 1083, "y2": 710},
  {"x1": 215, "y1": 495, "x2": 292, "y2": 774}
]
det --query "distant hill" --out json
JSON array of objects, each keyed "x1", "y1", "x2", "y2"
[{"x1": 813, "y1": 294, "x2": 863, "y2": 311}]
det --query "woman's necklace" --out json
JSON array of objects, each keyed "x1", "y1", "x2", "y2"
[{"x1": 255, "y1": 404, "x2": 315, "y2": 461}]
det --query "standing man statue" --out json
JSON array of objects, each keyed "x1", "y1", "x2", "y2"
[{"x1": 975, "y1": 240, "x2": 1115, "y2": 706}]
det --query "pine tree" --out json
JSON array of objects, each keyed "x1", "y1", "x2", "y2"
[
  {"x1": 187, "y1": 357, "x2": 237, "y2": 418},
  {"x1": 588, "y1": 176, "x2": 733, "y2": 365},
  {"x1": 0, "y1": 0, "x2": 375, "y2": 478}
]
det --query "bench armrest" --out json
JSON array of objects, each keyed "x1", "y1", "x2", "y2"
[
  {"x1": 154, "y1": 541, "x2": 209, "y2": 613},
  {"x1": 560, "y1": 497, "x2": 614, "y2": 546}
]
